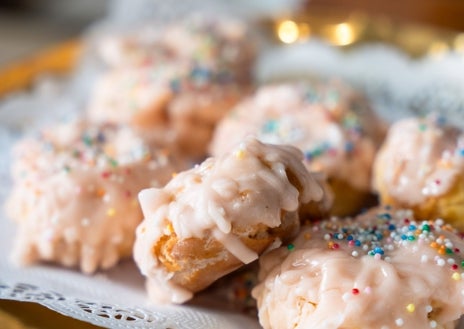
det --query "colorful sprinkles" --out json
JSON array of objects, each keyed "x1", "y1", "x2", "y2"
[
  {"x1": 15, "y1": 122, "x2": 172, "y2": 229},
  {"x1": 290, "y1": 208, "x2": 464, "y2": 327},
  {"x1": 31, "y1": 124, "x2": 158, "y2": 176},
  {"x1": 307, "y1": 209, "x2": 464, "y2": 278},
  {"x1": 257, "y1": 83, "x2": 367, "y2": 167}
]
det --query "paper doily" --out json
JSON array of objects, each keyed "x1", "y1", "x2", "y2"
[{"x1": 0, "y1": 282, "x2": 259, "y2": 329}]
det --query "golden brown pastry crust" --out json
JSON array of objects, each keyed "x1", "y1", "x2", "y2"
[{"x1": 154, "y1": 211, "x2": 299, "y2": 294}]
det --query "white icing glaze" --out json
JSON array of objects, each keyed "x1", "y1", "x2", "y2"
[
  {"x1": 253, "y1": 207, "x2": 464, "y2": 329},
  {"x1": 133, "y1": 137, "x2": 324, "y2": 303},
  {"x1": 6, "y1": 120, "x2": 184, "y2": 273},
  {"x1": 210, "y1": 82, "x2": 385, "y2": 192},
  {"x1": 373, "y1": 115, "x2": 464, "y2": 205}
]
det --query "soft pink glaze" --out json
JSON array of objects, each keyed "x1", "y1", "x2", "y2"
[
  {"x1": 89, "y1": 14, "x2": 255, "y2": 159},
  {"x1": 87, "y1": 64, "x2": 182, "y2": 126},
  {"x1": 210, "y1": 82, "x2": 385, "y2": 192},
  {"x1": 252, "y1": 207, "x2": 464, "y2": 329},
  {"x1": 93, "y1": 13, "x2": 254, "y2": 120},
  {"x1": 373, "y1": 116, "x2": 464, "y2": 205},
  {"x1": 97, "y1": 14, "x2": 254, "y2": 83},
  {"x1": 6, "y1": 120, "x2": 186, "y2": 273},
  {"x1": 133, "y1": 137, "x2": 324, "y2": 303},
  {"x1": 87, "y1": 61, "x2": 247, "y2": 159}
]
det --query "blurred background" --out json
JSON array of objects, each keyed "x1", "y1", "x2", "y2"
[
  {"x1": 306, "y1": 0, "x2": 464, "y2": 31},
  {"x1": 1, "y1": 0, "x2": 464, "y2": 65},
  {"x1": 0, "y1": 0, "x2": 107, "y2": 65}
]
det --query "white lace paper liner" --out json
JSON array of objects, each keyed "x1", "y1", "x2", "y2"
[
  {"x1": 0, "y1": 282, "x2": 258, "y2": 329},
  {"x1": 0, "y1": 283, "x2": 230, "y2": 329}
]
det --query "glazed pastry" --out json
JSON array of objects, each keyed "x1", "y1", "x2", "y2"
[
  {"x1": 373, "y1": 115, "x2": 464, "y2": 230},
  {"x1": 98, "y1": 13, "x2": 255, "y2": 84},
  {"x1": 252, "y1": 206, "x2": 464, "y2": 329},
  {"x1": 87, "y1": 62, "x2": 246, "y2": 159},
  {"x1": 89, "y1": 14, "x2": 255, "y2": 159},
  {"x1": 133, "y1": 137, "x2": 326, "y2": 304},
  {"x1": 87, "y1": 64, "x2": 182, "y2": 129},
  {"x1": 6, "y1": 120, "x2": 186, "y2": 274},
  {"x1": 210, "y1": 81, "x2": 386, "y2": 216}
]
